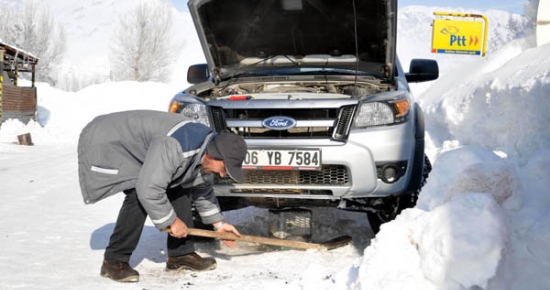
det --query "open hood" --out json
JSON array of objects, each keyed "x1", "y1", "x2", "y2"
[{"x1": 188, "y1": 0, "x2": 397, "y2": 81}]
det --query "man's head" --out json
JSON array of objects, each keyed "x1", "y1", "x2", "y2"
[{"x1": 205, "y1": 131, "x2": 247, "y2": 182}]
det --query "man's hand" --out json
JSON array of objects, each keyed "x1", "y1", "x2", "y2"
[
  {"x1": 167, "y1": 217, "x2": 188, "y2": 238},
  {"x1": 213, "y1": 221, "x2": 241, "y2": 248}
]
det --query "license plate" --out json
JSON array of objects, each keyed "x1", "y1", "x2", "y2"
[{"x1": 243, "y1": 148, "x2": 322, "y2": 170}]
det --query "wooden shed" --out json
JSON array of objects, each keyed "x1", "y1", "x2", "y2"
[{"x1": 0, "y1": 41, "x2": 39, "y2": 125}]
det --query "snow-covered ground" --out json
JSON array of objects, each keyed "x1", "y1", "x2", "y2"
[{"x1": 1, "y1": 2, "x2": 550, "y2": 290}]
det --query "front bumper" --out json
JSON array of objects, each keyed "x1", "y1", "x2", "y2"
[{"x1": 213, "y1": 121, "x2": 415, "y2": 200}]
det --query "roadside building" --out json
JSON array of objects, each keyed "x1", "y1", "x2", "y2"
[{"x1": 0, "y1": 41, "x2": 39, "y2": 125}]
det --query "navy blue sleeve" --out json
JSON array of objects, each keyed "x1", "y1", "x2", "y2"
[{"x1": 170, "y1": 123, "x2": 214, "y2": 152}]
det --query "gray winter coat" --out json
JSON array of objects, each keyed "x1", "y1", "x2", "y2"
[{"x1": 77, "y1": 110, "x2": 223, "y2": 229}]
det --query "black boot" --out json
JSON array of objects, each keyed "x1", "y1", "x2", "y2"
[
  {"x1": 166, "y1": 252, "x2": 217, "y2": 272},
  {"x1": 100, "y1": 259, "x2": 139, "y2": 282}
]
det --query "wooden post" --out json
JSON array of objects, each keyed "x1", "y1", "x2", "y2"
[
  {"x1": 14, "y1": 66, "x2": 18, "y2": 86},
  {"x1": 31, "y1": 64, "x2": 36, "y2": 87},
  {"x1": 0, "y1": 48, "x2": 4, "y2": 122},
  {"x1": 17, "y1": 133, "x2": 34, "y2": 146}
]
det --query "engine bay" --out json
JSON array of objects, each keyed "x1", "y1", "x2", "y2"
[{"x1": 207, "y1": 81, "x2": 389, "y2": 99}]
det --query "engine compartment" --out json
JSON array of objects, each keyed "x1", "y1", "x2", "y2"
[{"x1": 206, "y1": 81, "x2": 389, "y2": 99}]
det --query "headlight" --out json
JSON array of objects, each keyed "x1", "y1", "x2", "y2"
[
  {"x1": 168, "y1": 101, "x2": 211, "y2": 127},
  {"x1": 354, "y1": 100, "x2": 409, "y2": 128}
]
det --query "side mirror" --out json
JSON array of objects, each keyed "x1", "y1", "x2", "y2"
[
  {"x1": 187, "y1": 64, "x2": 210, "y2": 84},
  {"x1": 405, "y1": 59, "x2": 439, "y2": 83}
]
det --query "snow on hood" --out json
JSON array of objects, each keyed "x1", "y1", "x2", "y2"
[{"x1": 188, "y1": 0, "x2": 397, "y2": 81}]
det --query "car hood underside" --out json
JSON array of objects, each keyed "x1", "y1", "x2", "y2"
[{"x1": 188, "y1": 0, "x2": 397, "y2": 81}]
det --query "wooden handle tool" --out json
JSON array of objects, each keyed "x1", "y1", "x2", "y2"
[{"x1": 162, "y1": 227, "x2": 351, "y2": 251}]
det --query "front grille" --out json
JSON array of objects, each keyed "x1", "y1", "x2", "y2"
[
  {"x1": 210, "y1": 105, "x2": 356, "y2": 140},
  {"x1": 234, "y1": 188, "x2": 334, "y2": 195},
  {"x1": 231, "y1": 108, "x2": 333, "y2": 119},
  {"x1": 215, "y1": 165, "x2": 350, "y2": 186},
  {"x1": 211, "y1": 107, "x2": 226, "y2": 131},
  {"x1": 335, "y1": 106, "x2": 356, "y2": 139}
]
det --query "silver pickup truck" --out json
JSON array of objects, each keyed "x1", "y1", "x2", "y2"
[{"x1": 169, "y1": 0, "x2": 438, "y2": 233}]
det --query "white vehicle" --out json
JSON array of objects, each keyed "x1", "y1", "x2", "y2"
[{"x1": 169, "y1": 0, "x2": 439, "y2": 233}]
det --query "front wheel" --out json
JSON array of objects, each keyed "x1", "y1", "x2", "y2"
[{"x1": 366, "y1": 193, "x2": 417, "y2": 234}]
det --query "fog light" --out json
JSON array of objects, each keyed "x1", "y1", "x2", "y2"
[
  {"x1": 381, "y1": 165, "x2": 399, "y2": 183},
  {"x1": 376, "y1": 161, "x2": 407, "y2": 184}
]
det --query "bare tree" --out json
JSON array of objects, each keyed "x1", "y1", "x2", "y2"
[
  {"x1": 109, "y1": 0, "x2": 179, "y2": 82},
  {"x1": 1, "y1": 0, "x2": 66, "y2": 85},
  {"x1": 20, "y1": 1, "x2": 66, "y2": 85},
  {"x1": 0, "y1": 4, "x2": 18, "y2": 44}
]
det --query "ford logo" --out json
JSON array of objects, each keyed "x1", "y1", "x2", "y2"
[{"x1": 262, "y1": 116, "x2": 296, "y2": 130}]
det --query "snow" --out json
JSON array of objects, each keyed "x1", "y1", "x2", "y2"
[{"x1": 1, "y1": 2, "x2": 550, "y2": 290}]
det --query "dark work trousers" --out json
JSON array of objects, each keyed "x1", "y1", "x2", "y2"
[{"x1": 104, "y1": 186, "x2": 194, "y2": 263}]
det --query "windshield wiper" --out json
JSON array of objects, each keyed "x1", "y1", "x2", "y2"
[{"x1": 293, "y1": 69, "x2": 375, "y2": 77}]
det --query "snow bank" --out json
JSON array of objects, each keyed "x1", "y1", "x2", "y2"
[
  {"x1": 353, "y1": 146, "x2": 511, "y2": 290},
  {"x1": 0, "y1": 80, "x2": 180, "y2": 143},
  {"x1": 347, "y1": 25, "x2": 550, "y2": 290},
  {"x1": 417, "y1": 146, "x2": 523, "y2": 211},
  {"x1": 421, "y1": 39, "x2": 550, "y2": 162}
]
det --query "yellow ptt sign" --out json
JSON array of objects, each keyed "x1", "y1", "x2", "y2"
[{"x1": 431, "y1": 12, "x2": 488, "y2": 56}]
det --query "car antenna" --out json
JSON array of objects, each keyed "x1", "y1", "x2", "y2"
[{"x1": 352, "y1": 0, "x2": 359, "y2": 97}]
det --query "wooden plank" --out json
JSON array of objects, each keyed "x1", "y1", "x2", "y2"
[
  {"x1": 162, "y1": 227, "x2": 352, "y2": 251},
  {"x1": 0, "y1": 84, "x2": 36, "y2": 123},
  {"x1": 2, "y1": 85, "x2": 36, "y2": 112}
]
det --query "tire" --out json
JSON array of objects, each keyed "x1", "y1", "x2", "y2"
[
  {"x1": 408, "y1": 103, "x2": 430, "y2": 192},
  {"x1": 407, "y1": 139, "x2": 426, "y2": 192},
  {"x1": 366, "y1": 193, "x2": 417, "y2": 234},
  {"x1": 366, "y1": 206, "x2": 392, "y2": 234}
]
